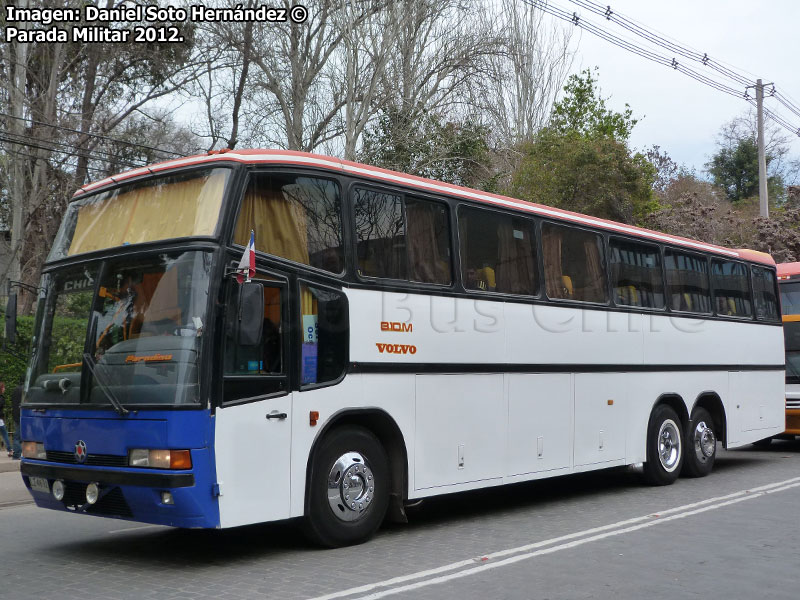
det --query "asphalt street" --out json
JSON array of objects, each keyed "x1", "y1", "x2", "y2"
[{"x1": 1, "y1": 441, "x2": 799, "y2": 600}]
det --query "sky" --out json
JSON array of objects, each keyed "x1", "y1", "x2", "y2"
[{"x1": 554, "y1": 0, "x2": 800, "y2": 176}]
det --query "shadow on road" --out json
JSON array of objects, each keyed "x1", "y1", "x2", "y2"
[{"x1": 41, "y1": 441, "x2": 799, "y2": 563}]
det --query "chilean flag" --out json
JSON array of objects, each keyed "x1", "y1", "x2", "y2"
[{"x1": 236, "y1": 230, "x2": 255, "y2": 283}]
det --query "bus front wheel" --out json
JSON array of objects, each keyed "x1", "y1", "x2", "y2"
[
  {"x1": 682, "y1": 407, "x2": 716, "y2": 478},
  {"x1": 643, "y1": 405, "x2": 683, "y2": 486},
  {"x1": 305, "y1": 425, "x2": 389, "y2": 548}
]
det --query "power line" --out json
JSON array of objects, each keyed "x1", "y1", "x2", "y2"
[
  {"x1": 0, "y1": 134, "x2": 147, "y2": 170},
  {"x1": 0, "y1": 144, "x2": 117, "y2": 178},
  {"x1": 523, "y1": 0, "x2": 800, "y2": 138},
  {"x1": 0, "y1": 130, "x2": 149, "y2": 169},
  {"x1": 0, "y1": 111, "x2": 185, "y2": 159}
]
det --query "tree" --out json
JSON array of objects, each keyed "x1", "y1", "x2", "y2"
[
  {"x1": 512, "y1": 130, "x2": 657, "y2": 223},
  {"x1": 549, "y1": 68, "x2": 636, "y2": 140},
  {"x1": 1, "y1": 0, "x2": 208, "y2": 311},
  {"x1": 360, "y1": 109, "x2": 495, "y2": 189},
  {"x1": 510, "y1": 68, "x2": 655, "y2": 223},
  {"x1": 706, "y1": 110, "x2": 795, "y2": 202}
]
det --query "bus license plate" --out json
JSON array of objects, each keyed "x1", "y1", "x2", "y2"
[{"x1": 30, "y1": 476, "x2": 50, "y2": 493}]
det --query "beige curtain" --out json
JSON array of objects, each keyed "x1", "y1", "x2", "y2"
[
  {"x1": 582, "y1": 238, "x2": 607, "y2": 302},
  {"x1": 496, "y1": 219, "x2": 535, "y2": 295},
  {"x1": 407, "y1": 201, "x2": 450, "y2": 284},
  {"x1": 69, "y1": 171, "x2": 226, "y2": 255},
  {"x1": 542, "y1": 226, "x2": 564, "y2": 298},
  {"x1": 234, "y1": 179, "x2": 310, "y2": 265}
]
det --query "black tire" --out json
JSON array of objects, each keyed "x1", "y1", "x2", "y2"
[
  {"x1": 682, "y1": 407, "x2": 717, "y2": 478},
  {"x1": 752, "y1": 436, "x2": 773, "y2": 448},
  {"x1": 304, "y1": 425, "x2": 389, "y2": 548},
  {"x1": 643, "y1": 404, "x2": 684, "y2": 486}
]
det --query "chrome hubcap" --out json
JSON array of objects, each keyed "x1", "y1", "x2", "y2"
[
  {"x1": 693, "y1": 421, "x2": 716, "y2": 463},
  {"x1": 658, "y1": 419, "x2": 681, "y2": 472},
  {"x1": 327, "y1": 451, "x2": 374, "y2": 522}
]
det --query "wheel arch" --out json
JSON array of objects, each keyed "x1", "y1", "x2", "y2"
[
  {"x1": 652, "y1": 393, "x2": 689, "y2": 426},
  {"x1": 304, "y1": 408, "x2": 409, "y2": 514},
  {"x1": 692, "y1": 391, "x2": 727, "y2": 447}
]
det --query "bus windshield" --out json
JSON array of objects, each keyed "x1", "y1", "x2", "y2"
[
  {"x1": 49, "y1": 168, "x2": 230, "y2": 260},
  {"x1": 781, "y1": 281, "x2": 800, "y2": 315},
  {"x1": 786, "y1": 321, "x2": 800, "y2": 384},
  {"x1": 26, "y1": 250, "x2": 213, "y2": 407}
]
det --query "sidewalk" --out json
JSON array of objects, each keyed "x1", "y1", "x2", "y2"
[{"x1": 0, "y1": 450, "x2": 21, "y2": 474}]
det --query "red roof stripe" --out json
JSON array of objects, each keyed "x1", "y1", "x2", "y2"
[
  {"x1": 73, "y1": 149, "x2": 774, "y2": 266},
  {"x1": 777, "y1": 262, "x2": 800, "y2": 277}
]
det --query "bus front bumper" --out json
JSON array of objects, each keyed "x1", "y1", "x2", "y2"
[{"x1": 20, "y1": 455, "x2": 219, "y2": 528}]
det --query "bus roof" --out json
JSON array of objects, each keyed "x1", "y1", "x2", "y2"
[
  {"x1": 778, "y1": 262, "x2": 800, "y2": 278},
  {"x1": 74, "y1": 149, "x2": 775, "y2": 267}
]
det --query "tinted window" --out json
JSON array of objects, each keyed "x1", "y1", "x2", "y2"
[
  {"x1": 300, "y1": 284, "x2": 348, "y2": 386},
  {"x1": 781, "y1": 281, "x2": 800, "y2": 316},
  {"x1": 407, "y1": 198, "x2": 451, "y2": 284},
  {"x1": 223, "y1": 278, "x2": 286, "y2": 403},
  {"x1": 712, "y1": 260, "x2": 752, "y2": 317},
  {"x1": 459, "y1": 207, "x2": 537, "y2": 295},
  {"x1": 354, "y1": 188, "x2": 405, "y2": 279},
  {"x1": 234, "y1": 174, "x2": 343, "y2": 273},
  {"x1": 752, "y1": 267, "x2": 779, "y2": 321},
  {"x1": 354, "y1": 188, "x2": 451, "y2": 284},
  {"x1": 542, "y1": 223, "x2": 607, "y2": 303},
  {"x1": 609, "y1": 239, "x2": 665, "y2": 308},
  {"x1": 664, "y1": 250, "x2": 711, "y2": 313}
]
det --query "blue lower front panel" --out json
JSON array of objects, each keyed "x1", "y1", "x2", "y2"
[{"x1": 20, "y1": 408, "x2": 220, "y2": 528}]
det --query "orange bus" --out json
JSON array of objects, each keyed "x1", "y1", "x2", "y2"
[{"x1": 778, "y1": 262, "x2": 800, "y2": 438}]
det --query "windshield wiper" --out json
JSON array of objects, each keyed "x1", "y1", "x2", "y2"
[{"x1": 83, "y1": 352, "x2": 129, "y2": 416}]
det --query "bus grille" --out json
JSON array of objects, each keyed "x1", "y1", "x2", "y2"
[
  {"x1": 60, "y1": 482, "x2": 133, "y2": 518},
  {"x1": 46, "y1": 450, "x2": 128, "y2": 468},
  {"x1": 786, "y1": 399, "x2": 800, "y2": 410}
]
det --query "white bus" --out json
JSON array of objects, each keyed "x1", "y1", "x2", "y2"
[{"x1": 16, "y1": 150, "x2": 785, "y2": 547}]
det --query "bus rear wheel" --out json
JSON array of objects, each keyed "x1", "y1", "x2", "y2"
[
  {"x1": 643, "y1": 405, "x2": 683, "y2": 486},
  {"x1": 682, "y1": 407, "x2": 716, "y2": 478},
  {"x1": 305, "y1": 425, "x2": 389, "y2": 548}
]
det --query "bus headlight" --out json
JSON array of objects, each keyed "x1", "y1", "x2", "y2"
[
  {"x1": 22, "y1": 441, "x2": 46, "y2": 459},
  {"x1": 128, "y1": 449, "x2": 192, "y2": 469}
]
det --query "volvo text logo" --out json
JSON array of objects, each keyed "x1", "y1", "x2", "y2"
[{"x1": 75, "y1": 440, "x2": 87, "y2": 463}]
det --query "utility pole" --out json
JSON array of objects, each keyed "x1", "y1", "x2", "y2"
[{"x1": 756, "y1": 79, "x2": 769, "y2": 218}]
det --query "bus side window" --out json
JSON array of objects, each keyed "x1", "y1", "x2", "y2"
[
  {"x1": 752, "y1": 266, "x2": 779, "y2": 321},
  {"x1": 664, "y1": 250, "x2": 712, "y2": 314},
  {"x1": 711, "y1": 260, "x2": 752, "y2": 318},
  {"x1": 458, "y1": 206, "x2": 537, "y2": 296},
  {"x1": 223, "y1": 280, "x2": 285, "y2": 403},
  {"x1": 609, "y1": 239, "x2": 665, "y2": 309},
  {"x1": 353, "y1": 188, "x2": 406, "y2": 279},
  {"x1": 300, "y1": 283, "x2": 348, "y2": 387},
  {"x1": 542, "y1": 223, "x2": 607, "y2": 303}
]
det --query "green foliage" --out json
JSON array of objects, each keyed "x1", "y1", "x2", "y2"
[
  {"x1": 510, "y1": 68, "x2": 656, "y2": 224},
  {"x1": 360, "y1": 109, "x2": 496, "y2": 190},
  {"x1": 512, "y1": 130, "x2": 658, "y2": 224},
  {"x1": 1, "y1": 310, "x2": 88, "y2": 423},
  {"x1": 706, "y1": 136, "x2": 784, "y2": 202},
  {"x1": 549, "y1": 68, "x2": 637, "y2": 141},
  {"x1": 1, "y1": 312, "x2": 35, "y2": 426}
]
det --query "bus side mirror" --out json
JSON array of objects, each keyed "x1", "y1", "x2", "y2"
[
  {"x1": 5, "y1": 293, "x2": 17, "y2": 345},
  {"x1": 237, "y1": 282, "x2": 264, "y2": 346}
]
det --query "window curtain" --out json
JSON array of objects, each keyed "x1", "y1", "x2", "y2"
[
  {"x1": 69, "y1": 172, "x2": 226, "y2": 255},
  {"x1": 582, "y1": 238, "x2": 607, "y2": 302},
  {"x1": 234, "y1": 178, "x2": 310, "y2": 265},
  {"x1": 542, "y1": 227, "x2": 564, "y2": 298},
  {"x1": 407, "y1": 201, "x2": 450, "y2": 284},
  {"x1": 496, "y1": 219, "x2": 535, "y2": 295}
]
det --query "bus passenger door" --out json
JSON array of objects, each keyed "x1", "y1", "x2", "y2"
[{"x1": 215, "y1": 275, "x2": 293, "y2": 528}]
